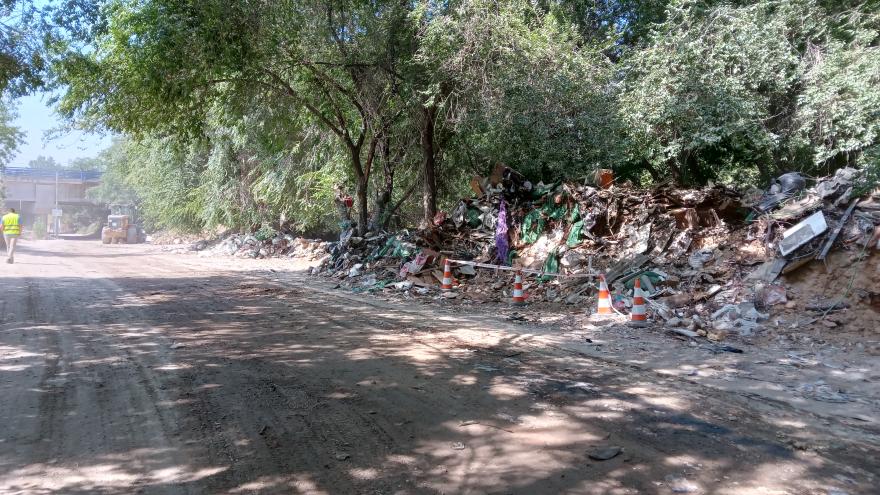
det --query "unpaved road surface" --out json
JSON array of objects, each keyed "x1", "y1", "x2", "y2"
[{"x1": 1, "y1": 240, "x2": 877, "y2": 494}]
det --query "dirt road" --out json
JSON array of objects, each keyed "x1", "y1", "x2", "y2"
[{"x1": 1, "y1": 240, "x2": 876, "y2": 494}]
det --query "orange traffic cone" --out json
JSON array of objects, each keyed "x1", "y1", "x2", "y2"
[
  {"x1": 596, "y1": 274, "x2": 612, "y2": 315},
  {"x1": 511, "y1": 271, "x2": 526, "y2": 306},
  {"x1": 629, "y1": 277, "x2": 648, "y2": 327},
  {"x1": 441, "y1": 259, "x2": 454, "y2": 291}
]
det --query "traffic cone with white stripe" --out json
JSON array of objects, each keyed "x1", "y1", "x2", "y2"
[
  {"x1": 628, "y1": 277, "x2": 649, "y2": 327},
  {"x1": 511, "y1": 271, "x2": 526, "y2": 306},
  {"x1": 440, "y1": 259, "x2": 454, "y2": 291},
  {"x1": 596, "y1": 274, "x2": 612, "y2": 316}
]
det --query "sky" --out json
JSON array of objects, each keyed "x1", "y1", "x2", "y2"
[{"x1": 10, "y1": 92, "x2": 114, "y2": 168}]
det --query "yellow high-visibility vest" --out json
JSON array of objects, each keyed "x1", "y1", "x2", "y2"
[{"x1": 2, "y1": 213, "x2": 21, "y2": 235}]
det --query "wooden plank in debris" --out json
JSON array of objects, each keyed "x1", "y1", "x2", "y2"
[
  {"x1": 667, "y1": 328, "x2": 700, "y2": 339},
  {"x1": 446, "y1": 259, "x2": 598, "y2": 279},
  {"x1": 816, "y1": 198, "x2": 859, "y2": 261},
  {"x1": 745, "y1": 258, "x2": 788, "y2": 282},
  {"x1": 606, "y1": 253, "x2": 650, "y2": 283},
  {"x1": 771, "y1": 196, "x2": 822, "y2": 221},
  {"x1": 406, "y1": 274, "x2": 434, "y2": 288}
]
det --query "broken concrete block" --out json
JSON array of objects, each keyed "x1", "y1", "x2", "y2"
[{"x1": 745, "y1": 258, "x2": 787, "y2": 282}]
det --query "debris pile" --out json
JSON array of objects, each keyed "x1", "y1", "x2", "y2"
[
  {"x1": 651, "y1": 167, "x2": 880, "y2": 338},
  {"x1": 312, "y1": 164, "x2": 745, "y2": 306},
  {"x1": 310, "y1": 164, "x2": 880, "y2": 342},
  {"x1": 159, "y1": 164, "x2": 877, "y2": 344},
  {"x1": 180, "y1": 232, "x2": 330, "y2": 261}
]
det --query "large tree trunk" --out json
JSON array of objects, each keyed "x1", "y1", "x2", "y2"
[
  {"x1": 420, "y1": 105, "x2": 438, "y2": 227},
  {"x1": 369, "y1": 136, "x2": 395, "y2": 231},
  {"x1": 347, "y1": 145, "x2": 370, "y2": 236},
  {"x1": 355, "y1": 174, "x2": 369, "y2": 236}
]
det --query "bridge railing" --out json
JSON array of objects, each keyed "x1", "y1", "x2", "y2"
[{"x1": 1, "y1": 168, "x2": 103, "y2": 182}]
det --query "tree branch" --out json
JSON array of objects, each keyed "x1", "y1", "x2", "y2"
[
  {"x1": 387, "y1": 182, "x2": 418, "y2": 220},
  {"x1": 258, "y1": 69, "x2": 349, "y2": 141},
  {"x1": 301, "y1": 61, "x2": 367, "y2": 124}
]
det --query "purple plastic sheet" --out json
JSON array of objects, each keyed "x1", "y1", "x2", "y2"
[{"x1": 495, "y1": 199, "x2": 509, "y2": 265}]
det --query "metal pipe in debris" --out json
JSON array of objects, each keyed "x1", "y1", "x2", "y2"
[{"x1": 446, "y1": 259, "x2": 598, "y2": 279}]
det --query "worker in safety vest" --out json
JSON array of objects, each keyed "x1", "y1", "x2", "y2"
[{"x1": 1, "y1": 207, "x2": 21, "y2": 264}]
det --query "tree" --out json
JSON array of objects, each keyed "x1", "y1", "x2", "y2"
[
  {"x1": 52, "y1": 0, "x2": 424, "y2": 235},
  {"x1": 87, "y1": 109, "x2": 351, "y2": 234},
  {"x1": 68, "y1": 155, "x2": 103, "y2": 171},
  {"x1": 114, "y1": 137, "x2": 207, "y2": 232},
  {"x1": 28, "y1": 154, "x2": 59, "y2": 169},
  {"x1": 0, "y1": 99, "x2": 22, "y2": 165},
  {"x1": 0, "y1": 99, "x2": 24, "y2": 202},
  {"x1": 0, "y1": 0, "x2": 45, "y2": 95},
  {"x1": 795, "y1": 8, "x2": 880, "y2": 172},
  {"x1": 43, "y1": 0, "x2": 880, "y2": 240},
  {"x1": 85, "y1": 138, "x2": 139, "y2": 205},
  {"x1": 617, "y1": 0, "x2": 880, "y2": 185},
  {"x1": 542, "y1": 0, "x2": 670, "y2": 48},
  {"x1": 418, "y1": 0, "x2": 621, "y2": 183}
]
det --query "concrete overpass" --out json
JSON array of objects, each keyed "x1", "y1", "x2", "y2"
[{"x1": 2, "y1": 167, "x2": 103, "y2": 226}]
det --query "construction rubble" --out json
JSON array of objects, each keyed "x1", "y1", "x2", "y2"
[
  {"x1": 177, "y1": 232, "x2": 331, "y2": 262},
  {"x1": 192, "y1": 165, "x2": 880, "y2": 345}
]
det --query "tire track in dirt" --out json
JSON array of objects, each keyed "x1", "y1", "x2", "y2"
[
  {"x1": 118, "y1": 275, "x2": 422, "y2": 493},
  {"x1": 1, "y1": 245, "x2": 201, "y2": 494}
]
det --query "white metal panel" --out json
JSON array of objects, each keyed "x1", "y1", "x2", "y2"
[{"x1": 779, "y1": 210, "x2": 827, "y2": 256}]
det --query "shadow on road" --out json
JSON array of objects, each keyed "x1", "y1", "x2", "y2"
[{"x1": 0, "y1": 271, "x2": 873, "y2": 494}]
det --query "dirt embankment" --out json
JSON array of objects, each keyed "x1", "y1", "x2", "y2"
[{"x1": 780, "y1": 248, "x2": 880, "y2": 343}]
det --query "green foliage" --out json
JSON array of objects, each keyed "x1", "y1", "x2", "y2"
[
  {"x1": 32, "y1": 215, "x2": 46, "y2": 239},
  {"x1": 0, "y1": 99, "x2": 23, "y2": 202},
  {"x1": 88, "y1": 115, "x2": 349, "y2": 234},
  {"x1": 52, "y1": 0, "x2": 424, "y2": 234},
  {"x1": 251, "y1": 146, "x2": 347, "y2": 233},
  {"x1": 0, "y1": 99, "x2": 23, "y2": 165},
  {"x1": 853, "y1": 145, "x2": 880, "y2": 197},
  {"x1": 68, "y1": 155, "x2": 104, "y2": 171},
  {"x1": 86, "y1": 138, "x2": 139, "y2": 205},
  {"x1": 117, "y1": 137, "x2": 207, "y2": 232},
  {"x1": 618, "y1": 0, "x2": 880, "y2": 185},
  {"x1": 542, "y1": 0, "x2": 670, "y2": 46},
  {"x1": 253, "y1": 224, "x2": 276, "y2": 242},
  {"x1": 42, "y1": 0, "x2": 880, "y2": 235},
  {"x1": 0, "y1": 0, "x2": 46, "y2": 95},
  {"x1": 63, "y1": 204, "x2": 105, "y2": 233},
  {"x1": 28, "y1": 155, "x2": 59, "y2": 169},
  {"x1": 420, "y1": 0, "x2": 622, "y2": 182},
  {"x1": 28, "y1": 153, "x2": 105, "y2": 172},
  {"x1": 796, "y1": 19, "x2": 880, "y2": 171}
]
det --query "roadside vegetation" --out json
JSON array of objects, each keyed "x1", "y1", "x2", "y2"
[{"x1": 2, "y1": 0, "x2": 879, "y2": 235}]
